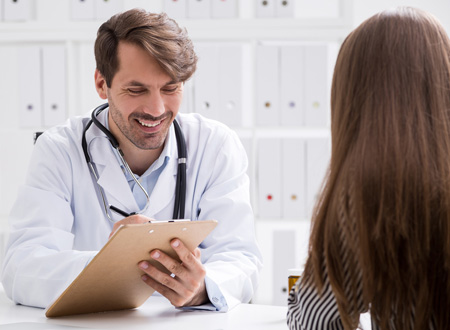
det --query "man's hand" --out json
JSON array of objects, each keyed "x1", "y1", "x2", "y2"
[
  {"x1": 138, "y1": 238, "x2": 209, "y2": 307},
  {"x1": 109, "y1": 214, "x2": 152, "y2": 239}
]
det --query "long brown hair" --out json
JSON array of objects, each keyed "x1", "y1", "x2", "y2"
[{"x1": 303, "y1": 7, "x2": 450, "y2": 329}]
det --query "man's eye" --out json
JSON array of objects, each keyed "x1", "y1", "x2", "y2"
[
  {"x1": 128, "y1": 89, "x2": 145, "y2": 95},
  {"x1": 163, "y1": 86, "x2": 178, "y2": 93}
]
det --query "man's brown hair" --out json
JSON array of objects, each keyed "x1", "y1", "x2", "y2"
[{"x1": 94, "y1": 8, "x2": 197, "y2": 87}]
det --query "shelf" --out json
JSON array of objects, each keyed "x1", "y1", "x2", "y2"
[{"x1": 0, "y1": 18, "x2": 351, "y2": 43}]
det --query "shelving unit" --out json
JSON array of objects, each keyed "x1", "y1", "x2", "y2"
[{"x1": 0, "y1": 0, "x2": 353, "y2": 305}]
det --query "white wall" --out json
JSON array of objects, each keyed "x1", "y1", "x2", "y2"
[{"x1": 1, "y1": 0, "x2": 450, "y2": 306}]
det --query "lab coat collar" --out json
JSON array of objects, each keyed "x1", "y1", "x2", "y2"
[
  {"x1": 146, "y1": 122, "x2": 178, "y2": 217},
  {"x1": 84, "y1": 108, "x2": 181, "y2": 218},
  {"x1": 85, "y1": 108, "x2": 139, "y2": 215}
]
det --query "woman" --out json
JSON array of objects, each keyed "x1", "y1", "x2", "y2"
[{"x1": 288, "y1": 7, "x2": 450, "y2": 330}]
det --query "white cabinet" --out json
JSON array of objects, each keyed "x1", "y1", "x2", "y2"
[{"x1": 0, "y1": 0, "x2": 353, "y2": 306}]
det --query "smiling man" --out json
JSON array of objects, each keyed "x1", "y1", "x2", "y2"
[{"x1": 2, "y1": 9, "x2": 262, "y2": 312}]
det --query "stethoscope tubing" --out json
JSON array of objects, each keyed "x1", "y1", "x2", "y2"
[{"x1": 82, "y1": 103, "x2": 187, "y2": 221}]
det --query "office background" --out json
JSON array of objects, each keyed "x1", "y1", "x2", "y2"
[{"x1": 0, "y1": 0, "x2": 449, "y2": 306}]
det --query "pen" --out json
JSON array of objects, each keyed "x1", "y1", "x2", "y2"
[{"x1": 109, "y1": 205, "x2": 136, "y2": 217}]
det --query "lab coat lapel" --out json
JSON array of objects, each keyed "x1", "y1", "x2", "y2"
[
  {"x1": 146, "y1": 124, "x2": 178, "y2": 217},
  {"x1": 85, "y1": 112, "x2": 139, "y2": 213},
  {"x1": 147, "y1": 158, "x2": 178, "y2": 217}
]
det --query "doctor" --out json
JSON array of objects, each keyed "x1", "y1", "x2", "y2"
[{"x1": 1, "y1": 8, "x2": 262, "y2": 311}]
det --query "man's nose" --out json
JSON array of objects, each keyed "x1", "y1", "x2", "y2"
[{"x1": 142, "y1": 92, "x2": 165, "y2": 118}]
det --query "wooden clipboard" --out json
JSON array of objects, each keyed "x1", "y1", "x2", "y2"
[{"x1": 45, "y1": 219, "x2": 218, "y2": 317}]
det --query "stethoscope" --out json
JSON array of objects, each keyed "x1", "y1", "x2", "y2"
[{"x1": 81, "y1": 103, "x2": 187, "y2": 222}]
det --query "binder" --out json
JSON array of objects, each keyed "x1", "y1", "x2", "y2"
[
  {"x1": 255, "y1": 0, "x2": 274, "y2": 18},
  {"x1": 280, "y1": 45, "x2": 304, "y2": 126},
  {"x1": 275, "y1": 0, "x2": 294, "y2": 18},
  {"x1": 257, "y1": 138, "x2": 282, "y2": 218},
  {"x1": 35, "y1": 0, "x2": 70, "y2": 22},
  {"x1": 273, "y1": 230, "x2": 296, "y2": 305},
  {"x1": 42, "y1": 45, "x2": 67, "y2": 127},
  {"x1": 305, "y1": 45, "x2": 328, "y2": 126},
  {"x1": 46, "y1": 220, "x2": 218, "y2": 317},
  {"x1": 306, "y1": 138, "x2": 330, "y2": 217},
  {"x1": 282, "y1": 138, "x2": 306, "y2": 218},
  {"x1": 255, "y1": 45, "x2": 280, "y2": 126},
  {"x1": 187, "y1": 0, "x2": 210, "y2": 19},
  {"x1": 297, "y1": 0, "x2": 339, "y2": 18},
  {"x1": 163, "y1": 0, "x2": 187, "y2": 19},
  {"x1": 71, "y1": 0, "x2": 95, "y2": 21},
  {"x1": 78, "y1": 42, "x2": 104, "y2": 114},
  {"x1": 18, "y1": 46, "x2": 42, "y2": 128},
  {"x1": 179, "y1": 78, "x2": 193, "y2": 114},
  {"x1": 94, "y1": 0, "x2": 123, "y2": 20},
  {"x1": 193, "y1": 44, "x2": 220, "y2": 121},
  {"x1": 211, "y1": 0, "x2": 237, "y2": 19},
  {"x1": 3, "y1": 0, "x2": 32, "y2": 21},
  {"x1": 218, "y1": 44, "x2": 243, "y2": 127}
]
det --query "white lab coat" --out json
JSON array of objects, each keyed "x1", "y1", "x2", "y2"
[{"x1": 1, "y1": 110, "x2": 262, "y2": 311}]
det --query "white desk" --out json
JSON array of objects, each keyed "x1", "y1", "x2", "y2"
[{"x1": 0, "y1": 286, "x2": 287, "y2": 330}]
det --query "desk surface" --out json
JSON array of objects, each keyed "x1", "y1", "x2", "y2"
[{"x1": 0, "y1": 287, "x2": 287, "y2": 330}]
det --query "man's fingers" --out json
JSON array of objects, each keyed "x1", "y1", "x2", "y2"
[
  {"x1": 138, "y1": 260, "x2": 193, "y2": 306},
  {"x1": 138, "y1": 238, "x2": 208, "y2": 307},
  {"x1": 109, "y1": 214, "x2": 152, "y2": 238},
  {"x1": 170, "y1": 239, "x2": 203, "y2": 271}
]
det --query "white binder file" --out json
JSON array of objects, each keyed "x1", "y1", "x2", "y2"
[
  {"x1": 0, "y1": 0, "x2": 4, "y2": 21},
  {"x1": 179, "y1": 78, "x2": 192, "y2": 114},
  {"x1": 275, "y1": 0, "x2": 294, "y2": 18},
  {"x1": 273, "y1": 230, "x2": 296, "y2": 305},
  {"x1": 280, "y1": 45, "x2": 304, "y2": 126},
  {"x1": 42, "y1": 45, "x2": 67, "y2": 127},
  {"x1": 306, "y1": 138, "x2": 330, "y2": 217},
  {"x1": 305, "y1": 45, "x2": 328, "y2": 127},
  {"x1": 282, "y1": 138, "x2": 306, "y2": 219},
  {"x1": 18, "y1": 46, "x2": 42, "y2": 128},
  {"x1": 3, "y1": 0, "x2": 31, "y2": 21},
  {"x1": 239, "y1": 135, "x2": 254, "y2": 203},
  {"x1": 193, "y1": 44, "x2": 220, "y2": 121},
  {"x1": 256, "y1": 45, "x2": 280, "y2": 126},
  {"x1": 239, "y1": 136, "x2": 253, "y2": 178},
  {"x1": 78, "y1": 42, "x2": 104, "y2": 114},
  {"x1": 218, "y1": 44, "x2": 243, "y2": 127},
  {"x1": 187, "y1": 0, "x2": 210, "y2": 19},
  {"x1": 298, "y1": 0, "x2": 339, "y2": 18},
  {"x1": 71, "y1": 0, "x2": 95, "y2": 20},
  {"x1": 257, "y1": 138, "x2": 282, "y2": 218},
  {"x1": 163, "y1": 0, "x2": 187, "y2": 19},
  {"x1": 255, "y1": 0, "x2": 274, "y2": 18},
  {"x1": 94, "y1": 0, "x2": 123, "y2": 20},
  {"x1": 211, "y1": 0, "x2": 237, "y2": 19}
]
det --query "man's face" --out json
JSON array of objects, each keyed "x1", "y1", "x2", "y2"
[{"x1": 95, "y1": 41, "x2": 183, "y2": 152}]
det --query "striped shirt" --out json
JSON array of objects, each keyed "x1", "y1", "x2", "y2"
[
  {"x1": 286, "y1": 275, "x2": 436, "y2": 330},
  {"x1": 287, "y1": 278, "x2": 375, "y2": 330}
]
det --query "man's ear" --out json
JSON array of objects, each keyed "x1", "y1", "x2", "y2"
[{"x1": 94, "y1": 69, "x2": 108, "y2": 100}]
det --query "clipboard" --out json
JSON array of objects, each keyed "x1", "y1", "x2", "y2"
[{"x1": 45, "y1": 219, "x2": 218, "y2": 317}]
